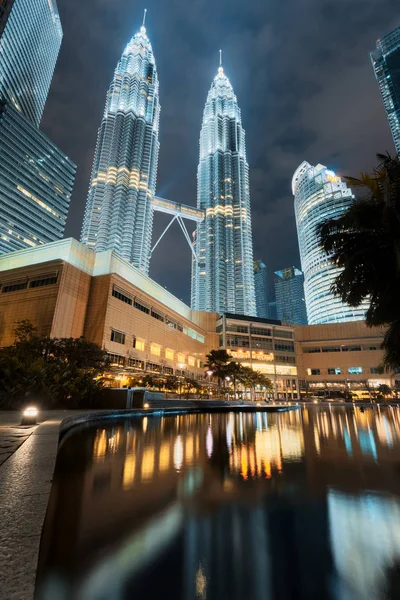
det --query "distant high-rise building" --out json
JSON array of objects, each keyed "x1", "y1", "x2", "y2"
[
  {"x1": 0, "y1": 0, "x2": 14, "y2": 38},
  {"x1": 0, "y1": 0, "x2": 62, "y2": 126},
  {"x1": 191, "y1": 60, "x2": 256, "y2": 316},
  {"x1": 292, "y1": 162, "x2": 369, "y2": 324},
  {"x1": 0, "y1": 102, "x2": 75, "y2": 253},
  {"x1": 81, "y1": 17, "x2": 160, "y2": 274},
  {"x1": 268, "y1": 301, "x2": 278, "y2": 321},
  {"x1": 254, "y1": 260, "x2": 269, "y2": 319},
  {"x1": 371, "y1": 26, "x2": 400, "y2": 156},
  {"x1": 274, "y1": 267, "x2": 307, "y2": 325}
]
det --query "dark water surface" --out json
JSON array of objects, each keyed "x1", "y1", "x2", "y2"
[{"x1": 36, "y1": 407, "x2": 400, "y2": 599}]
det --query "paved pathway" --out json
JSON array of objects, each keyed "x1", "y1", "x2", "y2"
[{"x1": 0, "y1": 416, "x2": 37, "y2": 467}]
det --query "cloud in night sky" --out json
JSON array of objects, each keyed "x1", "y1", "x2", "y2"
[{"x1": 41, "y1": 0, "x2": 400, "y2": 304}]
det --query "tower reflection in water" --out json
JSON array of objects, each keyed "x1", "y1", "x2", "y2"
[{"x1": 36, "y1": 407, "x2": 400, "y2": 600}]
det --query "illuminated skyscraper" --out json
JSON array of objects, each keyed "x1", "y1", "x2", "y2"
[
  {"x1": 371, "y1": 26, "x2": 400, "y2": 156},
  {"x1": 81, "y1": 16, "x2": 160, "y2": 274},
  {"x1": 0, "y1": 0, "x2": 76, "y2": 255},
  {"x1": 0, "y1": 0, "x2": 62, "y2": 126},
  {"x1": 274, "y1": 267, "x2": 307, "y2": 325},
  {"x1": 292, "y1": 162, "x2": 369, "y2": 324},
  {"x1": 191, "y1": 60, "x2": 256, "y2": 316}
]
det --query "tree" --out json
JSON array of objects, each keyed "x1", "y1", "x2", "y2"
[
  {"x1": 319, "y1": 153, "x2": 400, "y2": 369},
  {"x1": 205, "y1": 349, "x2": 231, "y2": 396},
  {"x1": 226, "y1": 361, "x2": 242, "y2": 400},
  {"x1": 378, "y1": 384, "x2": 392, "y2": 399},
  {"x1": 0, "y1": 320, "x2": 109, "y2": 409}
]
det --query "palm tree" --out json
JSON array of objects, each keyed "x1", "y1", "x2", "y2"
[
  {"x1": 319, "y1": 153, "x2": 400, "y2": 370},
  {"x1": 226, "y1": 361, "x2": 242, "y2": 400},
  {"x1": 205, "y1": 349, "x2": 231, "y2": 397}
]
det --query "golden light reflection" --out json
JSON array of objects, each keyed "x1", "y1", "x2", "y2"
[
  {"x1": 174, "y1": 436, "x2": 183, "y2": 471},
  {"x1": 122, "y1": 454, "x2": 135, "y2": 490},
  {"x1": 93, "y1": 430, "x2": 107, "y2": 459},
  {"x1": 142, "y1": 448, "x2": 155, "y2": 480}
]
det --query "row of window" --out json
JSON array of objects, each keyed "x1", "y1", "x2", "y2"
[
  {"x1": 226, "y1": 336, "x2": 294, "y2": 353},
  {"x1": 225, "y1": 324, "x2": 294, "y2": 339},
  {"x1": 304, "y1": 344, "x2": 379, "y2": 354},
  {"x1": 112, "y1": 286, "x2": 204, "y2": 343},
  {"x1": 1, "y1": 272, "x2": 58, "y2": 293},
  {"x1": 107, "y1": 353, "x2": 196, "y2": 376},
  {"x1": 307, "y1": 367, "x2": 379, "y2": 376},
  {"x1": 110, "y1": 329, "x2": 201, "y2": 367}
]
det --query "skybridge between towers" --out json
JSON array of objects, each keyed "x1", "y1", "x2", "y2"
[{"x1": 151, "y1": 196, "x2": 204, "y2": 261}]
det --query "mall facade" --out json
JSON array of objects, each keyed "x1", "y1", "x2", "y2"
[{"x1": 0, "y1": 238, "x2": 395, "y2": 398}]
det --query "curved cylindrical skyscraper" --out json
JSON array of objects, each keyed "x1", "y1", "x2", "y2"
[
  {"x1": 292, "y1": 161, "x2": 368, "y2": 324},
  {"x1": 81, "y1": 19, "x2": 160, "y2": 274},
  {"x1": 191, "y1": 64, "x2": 256, "y2": 316}
]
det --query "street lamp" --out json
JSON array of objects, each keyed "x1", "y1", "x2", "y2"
[{"x1": 206, "y1": 370, "x2": 213, "y2": 398}]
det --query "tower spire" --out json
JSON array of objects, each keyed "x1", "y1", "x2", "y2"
[
  {"x1": 219, "y1": 49, "x2": 222, "y2": 67},
  {"x1": 143, "y1": 8, "x2": 147, "y2": 27}
]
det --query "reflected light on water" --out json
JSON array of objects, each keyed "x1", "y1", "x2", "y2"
[
  {"x1": 37, "y1": 407, "x2": 400, "y2": 600},
  {"x1": 174, "y1": 435, "x2": 183, "y2": 471}
]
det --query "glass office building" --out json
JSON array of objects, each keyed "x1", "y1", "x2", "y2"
[
  {"x1": 292, "y1": 161, "x2": 369, "y2": 324},
  {"x1": 0, "y1": 102, "x2": 76, "y2": 254},
  {"x1": 0, "y1": 0, "x2": 14, "y2": 38},
  {"x1": 191, "y1": 63, "x2": 256, "y2": 316},
  {"x1": 254, "y1": 260, "x2": 269, "y2": 319},
  {"x1": 371, "y1": 26, "x2": 400, "y2": 156},
  {"x1": 274, "y1": 267, "x2": 307, "y2": 325},
  {"x1": 0, "y1": 0, "x2": 62, "y2": 126},
  {"x1": 81, "y1": 20, "x2": 160, "y2": 275}
]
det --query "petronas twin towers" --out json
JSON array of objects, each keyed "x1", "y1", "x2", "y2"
[{"x1": 81, "y1": 15, "x2": 256, "y2": 316}]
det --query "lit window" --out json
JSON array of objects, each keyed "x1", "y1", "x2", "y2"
[
  {"x1": 136, "y1": 339, "x2": 145, "y2": 351},
  {"x1": 177, "y1": 353, "x2": 185, "y2": 365},
  {"x1": 328, "y1": 368, "x2": 341, "y2": 375},
  {"x1": 348, "y1": 367, "x2": 362, "y2": 375},
  {"x1": 150, "y1": 343, "x2": 161, "y2": 356},
  {"x1": 165, "y1": 348, "x2": 174, "y2": 360},
  {"x1": 307, "y1": 368, "x2": 320, "y2": 376},
  {"x1": 188, "y1": 356, "x2": 195, "y2": 367}
]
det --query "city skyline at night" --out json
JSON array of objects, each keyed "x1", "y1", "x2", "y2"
[{"x1": 39, "y1": 2, "x2": 400, "y2": 303}]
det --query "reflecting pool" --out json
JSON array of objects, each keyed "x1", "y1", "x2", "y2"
[{"x1": 36, "y1": 407, "x2": 400, "y2": 599}]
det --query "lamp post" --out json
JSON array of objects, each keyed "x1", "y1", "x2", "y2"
[{"x1": 206, "y1": 370, "x2": 213, "y2": 398}]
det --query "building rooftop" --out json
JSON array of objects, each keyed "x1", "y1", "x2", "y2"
[{"x1": 0, "y1": 238, "x2": 193, "y2": 320}]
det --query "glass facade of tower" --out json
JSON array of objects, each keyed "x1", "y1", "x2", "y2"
[
  {"x1": 0, "y1": 0, "x2": 14, "y2": 38},
  {"x1": 0, "y1": 102, "x2": 76, "y2": 254},
  {"x1": 0, "y1": 0, "x2": 62, "y2": 126},
  {"x1": 371, "y1": 26, "x2": 400, "y2": 156},
  {"x1": 254, "y1": 260, "x2": 269, "y2": 319},
  {"x1": 191, "y1": 66, "x2": 256, "y2": 316},
  {"x1": 292, "y1": 161, "x2": 369, "y2": 325},
  {"x1": 274, "y1": 267, "x2": 307, "y2": 325},
  {"x1": 81, "y1": 24, "x2": 160, "y2": 275}
]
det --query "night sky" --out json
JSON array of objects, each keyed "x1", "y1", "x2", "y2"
[{"x1": 41, "y1": 0, "x2": 400, "y2": 304}]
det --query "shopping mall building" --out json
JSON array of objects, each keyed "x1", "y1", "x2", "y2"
[{"x1": 0, "y1": 239, "x2": 396, "y2": 399}]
